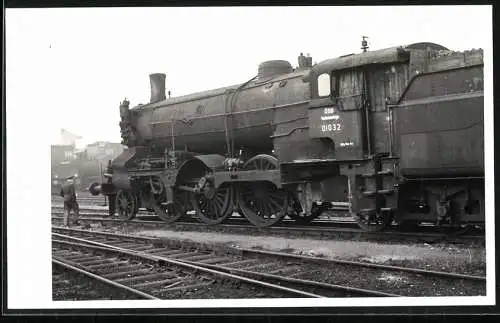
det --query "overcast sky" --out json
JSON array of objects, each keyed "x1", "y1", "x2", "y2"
[{"x1": 6, "y1": 6, "x2": 492, "y2": 147}]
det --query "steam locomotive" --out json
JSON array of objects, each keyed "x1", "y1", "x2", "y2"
[{"x1": 90, "y1": 40, "x2": 484, "y2": 232}]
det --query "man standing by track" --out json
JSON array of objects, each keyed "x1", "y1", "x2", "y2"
[{"x1": 60, "y1": 176, "x2": 80, "y2": 226}]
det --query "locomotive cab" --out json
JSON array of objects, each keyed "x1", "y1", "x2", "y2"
[
  {"x1": 304, "y1": 46, "x2": 411, "y2": 162},
  {"x1": 288, "y1": 42, "x2": 484, "y2": 230}
]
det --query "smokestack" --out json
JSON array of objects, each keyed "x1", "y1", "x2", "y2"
[{"x1": 149, "y1": 73, "x2": 166, "y2": 103}]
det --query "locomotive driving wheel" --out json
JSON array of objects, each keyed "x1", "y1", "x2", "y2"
[
  {"x1": 115, "y1": 189, "x2": 138, "y2": 221},
  {"x1": 152, "y1": 190, "x2": 189, "y2": 224},
  {"x1": 237, "y1": 154, "x2": 289, "y2": 228},
  {"x1": 190, "y1": 182, "x2": 233, "y2": 225}
]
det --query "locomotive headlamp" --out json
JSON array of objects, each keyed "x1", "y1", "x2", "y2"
[{"x1": 74, "y1": 173, "x2": 78, "y2": 178}]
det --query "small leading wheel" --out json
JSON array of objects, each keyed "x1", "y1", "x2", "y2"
[
  {"x1": 152, "y1": 190, "x2": 189, "y2": 224},
  {"x1": 115, "y1": 189, "x2": 138, "y2": 221},
  {"x1": 354, "y1": 210, "x2": 392, "y2": 232},
  {"x1": 190, "y1": 184, "x2": 233, "y2": 225}
]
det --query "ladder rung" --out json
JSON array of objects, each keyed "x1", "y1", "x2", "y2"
[
  {"x1": 358, "y1": 207, "x2": 395, "y2": 214},
  {"x1": 361, "y1": 169, "x2": 394, "y2": 178},
  {"x1": 362, "y1": 189, "x2": 395, "y2": 197},
  {"x1": 377, "y1": 169, "x2": 394, "y2": 176}
]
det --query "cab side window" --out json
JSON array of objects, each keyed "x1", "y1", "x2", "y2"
[
  {"x1": 317, "y1": 73, "x2": 331, "y2": 97},
  {"x1": 331, "y1": 73, "x2": 338, "y2": 97}
]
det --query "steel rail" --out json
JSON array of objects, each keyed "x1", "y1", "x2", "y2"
[
  {"x1": 52, "y1": 227, "x2": 162, "y2": 244},
  {"x1": 52, "y1": 258, "x2": 159, "y2": 300},
  {"x1": 51, "y1": 217, "x2": 485, "y2": 243},
  {"x1": 52, "y1": 237, "x2": 324, "y2": 298},
  {"x1": 236, "y1": 248, "x2": 486, "y2": 282},
  {"x1": 178, "y1": 259, "x2": 401, "y2": 297}
]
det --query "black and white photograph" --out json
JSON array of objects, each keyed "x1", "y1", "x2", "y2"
[{"x1": 5, "y1": 5, "x2": 495, "y2": 313}]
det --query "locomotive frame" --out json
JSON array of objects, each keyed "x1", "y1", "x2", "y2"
[{"x1": 90, "y1": 41, "x2": 484, "y2": 232}]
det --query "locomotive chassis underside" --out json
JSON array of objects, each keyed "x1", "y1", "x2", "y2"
[{"x1": 89, "y1": 147, "x2": 484, "y2": 231}]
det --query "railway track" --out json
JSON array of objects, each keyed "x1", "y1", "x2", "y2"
[
  {"x1": 52, "y1": 243, "x2": 302, "y2": 299},
  {"x1": 51, "y1": 208, "x2": 485, "y2": 245},
  {"x1": 52, "y1": 257, "x2": 160, "y2": 300},
  {"x1": 52, "y1": 226, "x2": 486, "y2": 298},
  {"x1": 53, "y1": 230, "x2": 399, "y2": 299},
  {"x1": 51, "y1": 192, "x2": 485, "y2": 245}
]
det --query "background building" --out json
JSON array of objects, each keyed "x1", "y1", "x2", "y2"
[
  {"x1": 85, "y1": 141, "x2": 124, "y2": 162},
  {"x1": 51, "y1": 129, "x2": 125, "y2": 192},
  {"x1": 51, "y1": 144, "x2": 76, "y2": 166}
]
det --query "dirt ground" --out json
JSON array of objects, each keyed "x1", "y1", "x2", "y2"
[{"x1": 127, "y1": 228, "x2": 485, "y2": 274}]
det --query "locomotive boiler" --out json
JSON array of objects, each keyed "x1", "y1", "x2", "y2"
[{"x1": 90, "y1": 40, "x2": 484, "y2": 231}]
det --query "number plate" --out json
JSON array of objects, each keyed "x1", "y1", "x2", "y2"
[
  {"x1": 319, "y1": 107, "x2": 342, "y2": 132},
  {"x1": 308, "y1": 105, "x2": 363, "y2": 154},
  {"x1": 321, "y1": 123, "x2": 342, "y2": 132}
]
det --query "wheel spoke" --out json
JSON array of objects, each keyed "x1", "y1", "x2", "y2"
[
  {"x1": 258, "y1": 199, "x2": 266, "y2": 214},
  {"x1": 255, "y1": 199, "x2": 262, "y2": 214},
  {"x1": 269, "y1": 197, "x2": 282, "y2": 211},
  {"x1": 205, "y1": 198, "x2": 213, "y2": 213},
  {"x1": 213, "y1": 202, "x2": 220, "y2": 218},
  {"x1": 263, "y1": 202, "x2": 273, "y2": 218},
  {"x1": 259, "y1": 199, "x2": 267, "y2": 215},
  {"x1": 216, "y1": 196, "x2": 226, "y2": 210}
]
